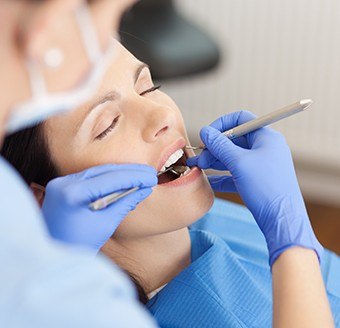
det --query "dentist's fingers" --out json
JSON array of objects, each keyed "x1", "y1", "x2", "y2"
[
  {"x1": 187, "y1": 125, "x2": 246, "y2": 170},
  {"x1": 200, "y1": 126, "x2": 245, "y2": 168},
  {"x1": 186, "y1": 155, "x2": 198, "y2": 167},
  {"x1": 210, "y1": 110, "x2": 256, "y2": 131},
  {"x1": 75, "y1": 164, "x2": 157, "y2": 180},
  {"x1": 187, "y1": 111, "x2": 259, "y2": 170},
  {"x1": 186, "y1": 151, "x2": 228, "y2": 170},
  {"x1": 209, "y1": 111, "x2": 257, "y2": 149},
  {"x1": 101, "y1": 187, "x2": 153, "y2": 217},
  {"x1": 46, "y1": 167, "x2": 158, "y2": 206},
  {"x1": 73, "y1": 171, "x2": 157, "y2": 204},
  {"x1": 208, "y1": 176, "x2": 237, "y2": 193}
]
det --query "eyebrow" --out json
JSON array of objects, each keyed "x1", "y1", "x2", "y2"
[
  {"x1": 86, "y1": 91, "x2": 120, "y2": 117},
  {"x1": 75, "y1": 90, "x2": 120, "y2": 135},
  {"x1": 135, "y1": 62, "x2": 149, "y2": 84},
  {"x1": 76, "y1": 62, "x2": 149, "y2": 135}
]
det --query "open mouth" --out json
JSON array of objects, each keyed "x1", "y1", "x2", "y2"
[{"x1": 158, "y1": 148, "x2": 191, "y2": 184}]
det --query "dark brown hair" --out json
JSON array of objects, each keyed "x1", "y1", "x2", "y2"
[{"x1": 1, "y1": 123, "x2": 148, "y2": 304}]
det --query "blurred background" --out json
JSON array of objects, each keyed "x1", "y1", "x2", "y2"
[{"x1": 121, "y1": 0, "x2": 340, "y2": 254}]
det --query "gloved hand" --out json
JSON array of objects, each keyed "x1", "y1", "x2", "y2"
[
  {"x1": 187, "y1": 111, "x2": 323, "y2": 267},
  {"x1": 42, "y1": 164, "x2": 157, "y2": 254}
]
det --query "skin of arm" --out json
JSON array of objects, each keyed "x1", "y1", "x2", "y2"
[{"x1": 272, "y1": 247, "x2": 334, "y2": 328}]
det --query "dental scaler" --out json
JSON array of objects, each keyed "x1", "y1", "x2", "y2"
[
  {"x1": 89, "y1": 166, "x2": 186, "y2": 211},
  {"x1": 185, "y1": 99, "x2": 313, "y2": 150}
]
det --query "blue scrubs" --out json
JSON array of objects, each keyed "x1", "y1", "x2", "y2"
[
  {"x1": 0, "y1": 157, "x2": 156, "y2": 328},
  {"x1": 147, "y1": 198, "x2": 340, "y2": 327}
]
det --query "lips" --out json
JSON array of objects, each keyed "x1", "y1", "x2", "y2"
[
  {"x1": 158, "y1": 166, "x2": 202, "y2": 187},
  {"x1": 155, "y1": 138, "x2": 202, "y2": 186}
]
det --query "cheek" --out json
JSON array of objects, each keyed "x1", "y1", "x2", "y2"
[
  {"x1": 172, "y1": 105, "x2": 189, "y2": 139},
  {"x1": 53, "y1": 136, "x2": 148, "y2": 175},
  {"x1": 154, "y1": 91, "x2": 186, "y2": 132},
  {"x1": 113, "y1": 173, "x2": 215, "y2": 239}
]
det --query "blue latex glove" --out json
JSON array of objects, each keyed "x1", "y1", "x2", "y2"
[
  {"x1": 42, "y1": 164, "x2": 157, "y2": 253},
  {"x1": 187, "y1": 111, "x2": 323, "y2": 267}
]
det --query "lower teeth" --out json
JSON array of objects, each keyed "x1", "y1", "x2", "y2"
[{"x1": 179, "y1": 167, "x2": 191, "y2": 177}]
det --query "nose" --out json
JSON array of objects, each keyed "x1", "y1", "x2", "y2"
[{"x1": 139, "y1": 100, "x2": 177, "y2": 143}]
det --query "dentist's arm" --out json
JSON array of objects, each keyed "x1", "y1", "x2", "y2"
[
  {"x1": 0, "y1": 157, "x2": 158, "y2": 327},
  {"x1": 187, "y1": 111, "x2": 334, "y2": 327},
  {"x1": 272, "y1": 247, "x2": 334, "y2": 328}
]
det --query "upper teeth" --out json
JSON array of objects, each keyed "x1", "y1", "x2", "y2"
[{"x1": 161, "y1": 149, "x2": 184, "y2": 172}]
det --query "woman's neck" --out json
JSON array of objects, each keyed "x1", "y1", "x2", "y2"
[{"x1": 102, "y1": 228, "x2": 191, "y2": 294}]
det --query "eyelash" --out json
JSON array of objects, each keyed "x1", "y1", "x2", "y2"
[
  {"x1": 96, "y1": 116, "x2": 120, "y2": 140},
  {"x1": 95, "y1": 85, "x2": 161, "y2": 140},
  {"x1": 139, "y1": 85, "x2": 161, "y2": 96}
]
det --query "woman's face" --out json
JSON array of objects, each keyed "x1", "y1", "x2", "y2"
[{"x1": 44, "y1": 40, "x2": 214, "y2": 239}]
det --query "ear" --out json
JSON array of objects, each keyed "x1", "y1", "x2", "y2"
[{"x1": 30, "y1": 182, "x2": 45, "y2": 208}]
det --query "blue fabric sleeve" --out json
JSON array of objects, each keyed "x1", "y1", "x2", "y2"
[{"x1": 0, "y1": 157, "x2": 157, "y2": 328}]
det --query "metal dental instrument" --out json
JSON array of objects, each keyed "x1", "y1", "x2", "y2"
[
  {"x1": 89, "y1": 165, "x2": 186, "y2": 211},
  {"x1": 185, "y1": 99, "x2": 313, "y2": 150},
  {"x1": 170, "y1": 166, "x2": 188, "y2": 175}
]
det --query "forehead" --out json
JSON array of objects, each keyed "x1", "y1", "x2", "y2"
[
  {"x1": 104, "y1": 41, "x2": 139, "y2": 80},
  {"x1": 98, "y1": 40, "x2": 140, "y2": 89}
]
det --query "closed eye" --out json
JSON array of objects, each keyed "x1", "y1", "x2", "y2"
[
  {"x1": 140, "y1": 85, "x2": 161, "y2": 96},
  {"x1": 95, "y1": 85, "x2": 161, "y2": 141},
  {"x1": 95, "y1": 116, "x2": 120, "y2": 140}
]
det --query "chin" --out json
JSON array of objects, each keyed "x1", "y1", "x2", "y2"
[{"x1": 113, "y1": 171, "x2": 215, "y2": 239}]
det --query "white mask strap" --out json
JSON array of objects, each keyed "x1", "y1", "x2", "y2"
[
  {"x1": 26, "y1": 4, "x2": 103, "y2": 104},
  {"x1": 26, "y1": 59, "x2": 47, "y2": 99},
  {"x1": 74, "y1": 4, "x2": 102, "y2": 64}
]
